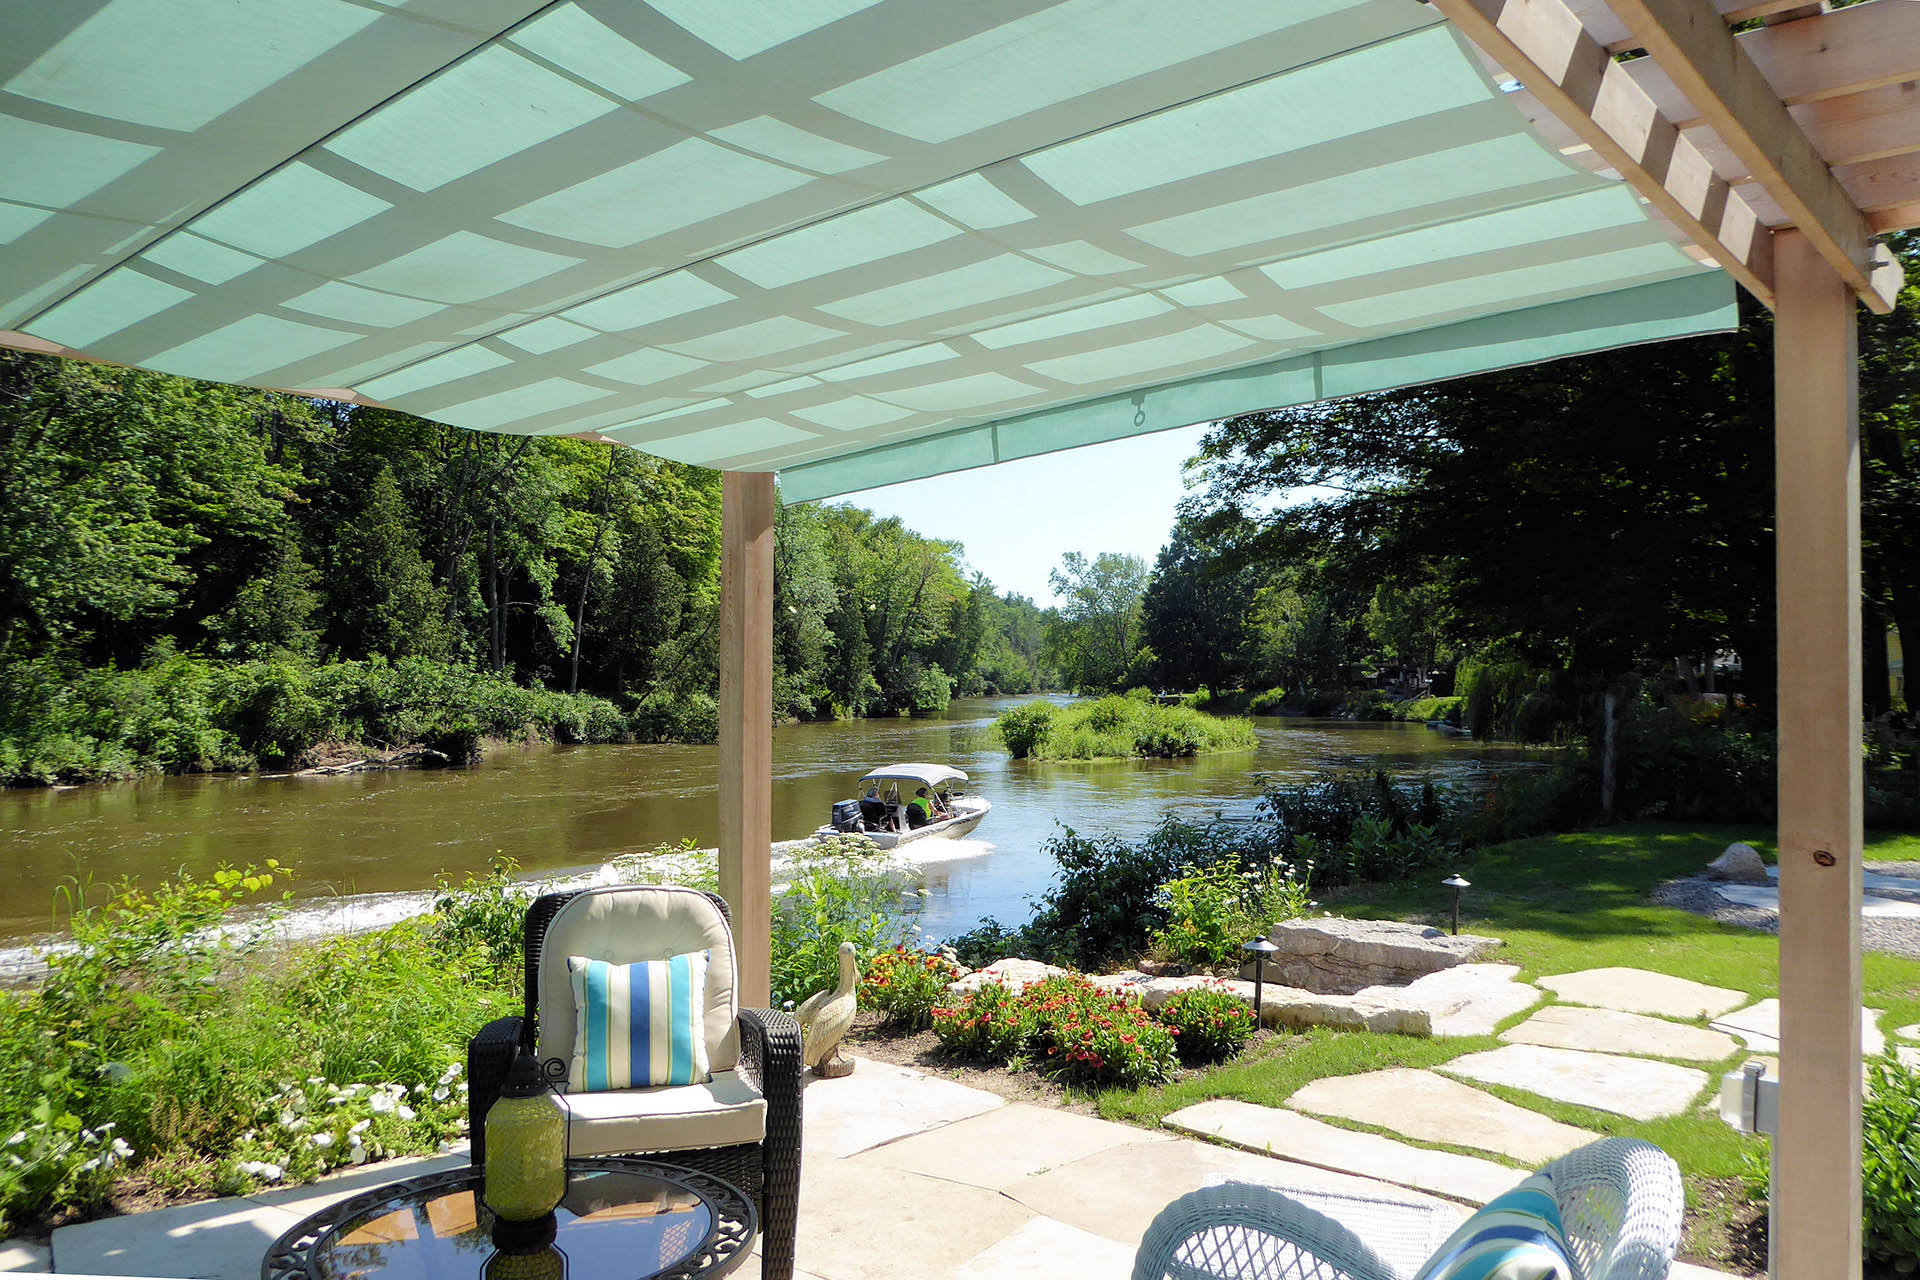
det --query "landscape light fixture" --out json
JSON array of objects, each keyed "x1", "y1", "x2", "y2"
[
  {"x1": 1241, "y1": 936, "x2": 1280, "y2": 1023},
  {"x1": 1441, "y1": 874, "x2": 1470, "y2": 936}
]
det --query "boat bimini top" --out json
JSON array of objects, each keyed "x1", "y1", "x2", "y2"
[{"x1": 859, "y1": 764, "x2": 967, "y2": 791}]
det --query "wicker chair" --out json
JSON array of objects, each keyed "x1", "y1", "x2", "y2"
[
  {"x1": 1131, "y1": 1138, "x2": 1683, "y2": 1280},
  {"x1": 467, "y1": 886, "x2": 803, "y2": 1280}
]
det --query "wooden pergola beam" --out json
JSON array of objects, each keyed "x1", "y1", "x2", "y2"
[
  {"x1": 1432, "y1": 0, "x2": 1776, "y2": 307},
  {"x1": 1608, "y1": 0, "x2": 1902, "y2": 313},
  {"x1": 718, "y1": 470, "x2": 774, "y2": 1009}
]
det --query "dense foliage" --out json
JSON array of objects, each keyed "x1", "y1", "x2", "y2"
[
  {"x1": 0, "y1": 352, "x2": 1057, "y2": 783},
  {"x1": 1860, "y1": 1054, "x2": 1920, "y2": 1273},
  {"x1": 993, "y1": 693, "x2": 1257, "y2": 761},
  {"x1": 1156, "y1": 986, "x2": 1258, "y2": 1064},
  {"x1": 932, "y1": 974, "x2": 1180, "y2": 1089},
  {"x1": 859, "y1": 945, "x2": 966, "y2": 1031}
]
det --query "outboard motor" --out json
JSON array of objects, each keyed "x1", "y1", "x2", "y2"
[{"x1": 831, "y1": 799, "x2": 863, "y2": 833}]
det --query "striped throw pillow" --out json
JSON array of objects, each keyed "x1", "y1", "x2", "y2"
[
  {"x1": 566, "y1": 951, "x2": 711, "y2": 1092},
  {"x1": 1412, "y1": 1173, "x2": 1575, "y2": 1280}
]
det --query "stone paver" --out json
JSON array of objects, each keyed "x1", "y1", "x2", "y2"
[
  {"x1": 1286, "y1": 1068, "x2": 1599, "y2": 1165},
  {"x1": 1709, "y1": 998, "x2": 1886, "y2": 1057},
  {"x1": 0, "y1": 1243, "x2": 50, "y2": 1272},
  {"x1": 941, "y1": 1218, "x2": 1136, "y2": 1280},
  {"x1": 1005, "y1": 1132, "x2": 1463, "y2": 1250},
  {"x1": 1895, "y1": 1023, "x2": 1920, "y2": 1041},
  {"x1": 1716, "y1": 882, "x2": 1920, "y2": 919},
  {"x1": 1164, "y1": 1099, "x2": 1521, "y2": 1205},
  {"x1": 1362, "y1": 963, "x2": 1541, "y2": 1037},
  {"x1": 1897, "y1": 1045, "x2": 1920, "y2": 1070},
  {"x1": 800, "y1": 1056, "x2": 1002, "y2": 1159},
  {"x1": 50, "y1": 1192, "x2": 301, "y2": 1279},
  {"x1": 1537, "y1": 967, "x2": 1746, "y2": 1020},
  {"x1": 796, "y1": 1156, "x2": 1035, "y2": 1280},
  {"x1": 849, "y1": 1102, "x2": 1167, "y2": 1189},
  {"x1": 1502, "y1": 1005, "x2": 1739, "y2": 1062},
  {"x1": 1443, "y1": 1044, "x2": 1709, "y2": 1121}
]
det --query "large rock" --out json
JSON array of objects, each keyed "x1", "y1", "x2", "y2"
[
  {"x1": 948, "y1": 958, "x2": 1070, "y2": 995},
  {"x1": 1706, "y1": 842, "x2": 1770, "y2": 884},
  {"x1": 1088, "y1": 970, "x2": 1431, "y2": 1036},
  {"x1": 1244, "y1": 917, "x2": 1503, "y2": 995}
]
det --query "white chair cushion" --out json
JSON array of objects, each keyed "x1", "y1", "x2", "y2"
[
  {"x1": 556, "y1": 1068, "x2": 767, "y2": 1157},
  {"x1": 538, "y1": 886, "x2": 739, "y2": 1074}
]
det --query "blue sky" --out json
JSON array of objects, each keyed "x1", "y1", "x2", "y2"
[{"x1": 827, "y1": 423, "x2": 1213, "y2": 606}]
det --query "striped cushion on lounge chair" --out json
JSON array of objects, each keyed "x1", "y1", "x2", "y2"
[
  {"x1": 1412, "y1": 1173, "x2": 1575, "y2": 1280},
  {"x1": 566, "y1": 951, "x2": 711, "y2": 1091}
]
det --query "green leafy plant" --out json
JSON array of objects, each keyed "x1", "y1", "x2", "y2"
[
  {"x1": 1157, "y1": 985, "x2": 1258, "y2": 1063},
  {"x1": 995, "y1": 702, "x2": 1057, "y2": 758},
  {"x1": 430, "y1": 858, "x2": 531, "y2": 973},
  {"x1": 768, "y1": 854, "x2": 909, "y2": 1008},
  {"x1": 1022, "y1": 975, "x2": 1178, "y2": 1089},
  {"x1": 860, "y1": 945, "x2": 964, "y2": 1030},
  {"x1": 931, "y1": 982, "x2": 1036, "y2": 1062},
  {"x1": 1863, "y1": 1053, "x2": 1920, "y2": 1272},
  {"x1": 1150, "y1": 854, "x2": 1313, "y2": 966}
]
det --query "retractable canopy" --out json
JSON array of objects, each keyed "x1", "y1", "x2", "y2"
[{"x1": 0, "y1": 0, "x2": 1731, "y2": 499}]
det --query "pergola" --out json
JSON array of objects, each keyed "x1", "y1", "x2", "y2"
[{"x1": 0, "y1": 1, "x2": 1912, "y2": 1274}]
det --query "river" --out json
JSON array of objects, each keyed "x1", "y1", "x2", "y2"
[{"x1": 0, "y1": 697, "x2": 1546, "y2": 950}]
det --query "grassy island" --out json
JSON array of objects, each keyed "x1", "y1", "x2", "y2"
[{"x1": 996, "y1": 695, "x2": 1257, "y2": 761}]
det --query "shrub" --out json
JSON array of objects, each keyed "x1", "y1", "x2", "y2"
[
  {"x1": 931, "y1": 982, "x2": 1036, "y2": 1062},
  {"x1": 861, "y1": 945, "x2": 964, "y2": 1030},
  {"x1": 1151, "y1": 855, "x2": 1313, "y2": 966},
  {"x1": 999, "y1": 696, "x2": 1255, "y2": 761},
  {"x1": 1247, "y1": 687, "x2": 1288, "y2": 714},
  {"x1": 1863, "y1": 1053, "x2": 1920, "y2": 1272},
  {"x1": 1158, "y1": 985, "x2": 1257, "y2": 1063},
  {"x1": 430, "y1": 859, "x2": 531, "y2": 974},
  {"x1": 996, "y1": 702, "x2": 1057, "y2": 758},
  {"x1": 1022, "y1": 975, "x2": 1178, "y2": 1088},
  {"x1": 768, "y1": 854, "x2": 910, "y2": 1008}
]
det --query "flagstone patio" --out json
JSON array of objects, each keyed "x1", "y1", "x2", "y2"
[{"x1": 5, "y1": 1049, "x2": 1750, "y2": 1280}]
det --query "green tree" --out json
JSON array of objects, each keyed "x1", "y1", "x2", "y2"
[
  {"x1": 1141, "y1": 518, "x2": 1258, "y2": 692},
  {"x1": 330, "y1": 468, "x2": 451, "y2": 661},
  {"x1": 1044, "y1": 551, "x2": 1149, "y2": 691}
]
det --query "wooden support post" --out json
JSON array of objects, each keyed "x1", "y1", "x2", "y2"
[
  {"x1": 719, "y1": 470, "x2": 774, "y2": 1009},
  {"x1": 1773, "y1": 228, "x2": 1865, "y2": 1280}
]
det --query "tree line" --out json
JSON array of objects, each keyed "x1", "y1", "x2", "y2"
[{"x1": 0, "y1": 350, "x2": 1056, "y2": 781}]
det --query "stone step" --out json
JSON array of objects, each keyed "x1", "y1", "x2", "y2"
[
  {"x1": 1538, "y1": 967, "x2": 1746, "y2": 1020},
  {"x1": 1163, "y1": 1098, "x2": 1522, "y2": 1205},
  {"x1": 1441, "y1": 1044, "x2": 1710, "y2": 1121},
  {"x1": 1501, "y1": 1005, "x2": 1739, "y2": 1063},
  {"x1": 1286, "y1": 1068, "x2": 1600, "y2": 1165}
]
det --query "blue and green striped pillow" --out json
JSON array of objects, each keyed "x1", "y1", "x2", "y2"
[
  {"x1": 1412, "y1": 1173, "x2": 1575, "y2": 1280},
  {"x1": 565, "y1": 951, "x2": 711, "y2": 1092}
]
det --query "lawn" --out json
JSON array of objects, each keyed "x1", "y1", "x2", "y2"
[{"x1": 1096, "y1": 821, "x2": 1920, "y2": 1264}]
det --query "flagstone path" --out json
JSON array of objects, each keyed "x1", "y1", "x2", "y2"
[
  {"x1": 1501, "y1": 1005, "x2": 1738, "y2": 1062},
  {"x1": 1536, "y1": 967, "x2": 1747, "y2": 1020},
  {"x1": 1442, "y1": 1044, "x2": 1709, "y2": 1122}
]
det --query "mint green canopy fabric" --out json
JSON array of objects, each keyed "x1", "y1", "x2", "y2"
[{"x1": 0, "y1": 0, "x2": 1733, "y2": 500}]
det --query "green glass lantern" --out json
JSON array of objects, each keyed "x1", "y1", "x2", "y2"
[{"x1": 483, "y1": 1046, "x2": 567, "y2": 1222}]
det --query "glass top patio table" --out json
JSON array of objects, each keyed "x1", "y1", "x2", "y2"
[{"x1": 262, "y1": 1157, "x2": 756, "y2": 1280}]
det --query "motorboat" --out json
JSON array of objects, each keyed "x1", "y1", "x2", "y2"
[{"x1": 815, "y1": 763, "x2": 990, "y2": 849}]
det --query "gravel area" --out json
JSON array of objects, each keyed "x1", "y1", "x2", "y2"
[{"x1": 1653, "y1": 871, "x2": 1920, "y2": 959}]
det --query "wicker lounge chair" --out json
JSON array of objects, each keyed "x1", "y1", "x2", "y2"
[
  {"x1": 467, "y1": 886, "x2": 803, "y2": 1280},
  {"x1": 1132, "y1": 1137, "x2": 1683, "y2": 1280}
]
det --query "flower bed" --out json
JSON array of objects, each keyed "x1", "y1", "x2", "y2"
[{"x1": 926, "y1": 970, "x2": 1245, "y2": 1089}]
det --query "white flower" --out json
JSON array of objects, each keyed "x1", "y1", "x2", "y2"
[
  {"x1": 306, "y1": 1132, "x2": 334, "y2": 1150},
  {"x1": 432, "y1": 1087, "x2": 450, "y2": 1103},
  {"x1": 237, "y1": 1160, "x2": 284, "y2": 1183},
  {"x1": 347, "y1": 1147, "x2": 367, "y2": 1166},
  {"x1": 368, "y1": 1093, "x2": 397, "y2": 1115},
  {"x1": 456, "y1": 1083, "x2": 468, "y2": 1094},
  {"x1": 439, "y1": 1064, "x2": 462, "y2": 1085},
  {"x1": 286, "y1": 1118, "x2": 309, "y2": 1133},
  {"x1": 5, "y1": 1132, "x2": 24, "y2": 1147},
  {"x1": 306, "y1": 1076, "x2": 325, "y2": 1086},
  {"x1": 396, "y1": 1105, "x2": 416, "y2": 1122},
  {"x1": 349, "y1": 1119, "x2": 371, "y2": 1136}
]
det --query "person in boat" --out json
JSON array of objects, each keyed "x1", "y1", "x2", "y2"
[
  {"x1": 858, "y1": 780, "x2": 888, "y2": 828},
  {"x1": 906, "y1": 786, "x2": 934, "y2": 829}
]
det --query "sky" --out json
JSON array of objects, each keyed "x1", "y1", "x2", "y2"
[{"x1": 825, "y1": 423, "x2": 1213, "y2": 606}]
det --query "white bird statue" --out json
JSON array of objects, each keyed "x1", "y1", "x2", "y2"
[{"x1": 794, "y1": 941, "x2": 859, "y2": 1077}]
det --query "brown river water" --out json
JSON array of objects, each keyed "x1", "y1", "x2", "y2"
[{"x1": 0, "y1": 697, "x2": 1546, "y2": 951}]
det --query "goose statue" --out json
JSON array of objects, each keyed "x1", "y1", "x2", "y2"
[{"x1": 794, "y1": 941, "x2": 859, "y2": 1077}]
